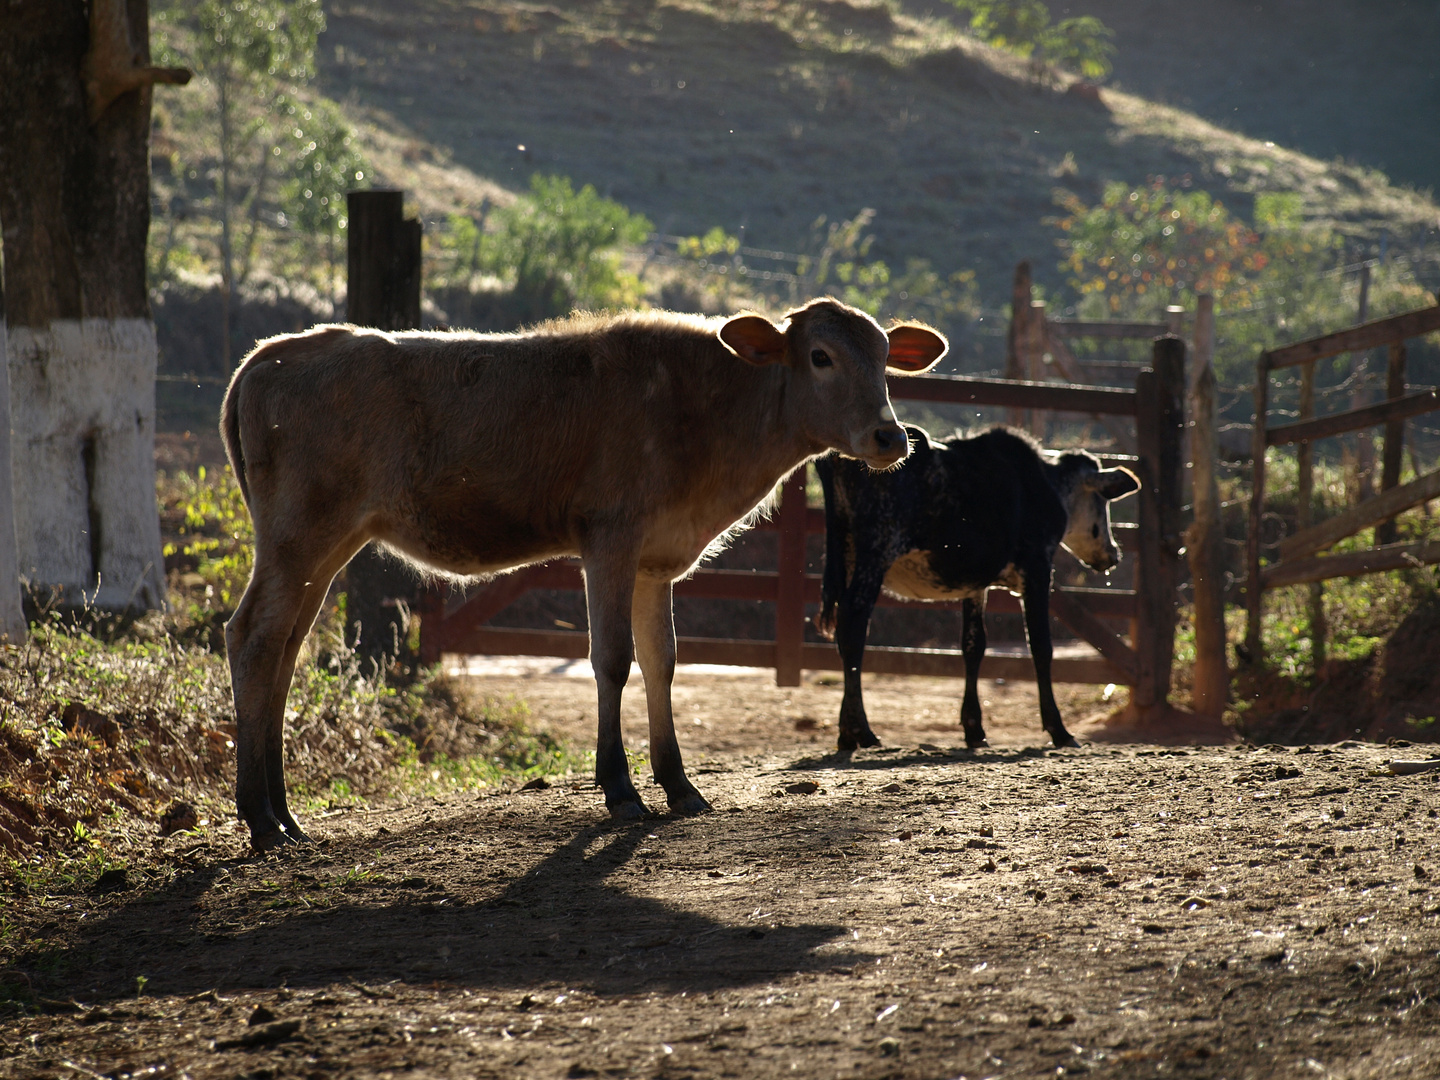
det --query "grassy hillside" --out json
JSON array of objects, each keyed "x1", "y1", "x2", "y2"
[{"x1": 316, "y1": 0, "x2": 1439, "y2": 307}]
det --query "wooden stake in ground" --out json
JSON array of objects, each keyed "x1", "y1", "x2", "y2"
[{"x1": 1185, "y1": 295, "x2": 1227, "y2": 715}]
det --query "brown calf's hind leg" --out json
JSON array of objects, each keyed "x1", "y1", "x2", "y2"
[
  {"x1": 583, "y1": 535, "x2": 647, "y2": 820},
  {"x1": 227, "y1": 565, "x2": 315, "y2": 850},
  {"x1": 260, "y1": 573, "x2": 350, "y2": 842},
  {"x1": 227, "y1": 531, "x2": 365, "y2": 850},
  {"x1": 632, "y1": 575, "x2": 709, "y2": 815}
]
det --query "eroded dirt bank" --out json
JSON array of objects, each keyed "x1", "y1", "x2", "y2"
[{"x1": 4, "y1": 672, "x2": 1440, "y2": 1079}]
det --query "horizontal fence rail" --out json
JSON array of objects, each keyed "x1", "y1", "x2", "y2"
[
  {"x1": 422, "y1": 357, "x2": 1183, "y2": 706},
  {"x1": 1263, "y1": 304, "x2": 1440, "y2": 369},
  {"x1": 888, "y1": 372, "x2": 1138, "y2": 415}
]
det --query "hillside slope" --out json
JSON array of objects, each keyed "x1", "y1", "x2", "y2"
[
  {"x1": 1063, "y1": 0, "x2": 1440, "y2": 195},
  {"x1": 319, "y1": 0, "x2": 1440, "y2": 309}
]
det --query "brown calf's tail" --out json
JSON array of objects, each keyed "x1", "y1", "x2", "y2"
[{"x1": 220, "y1": 360, "x2": 252, "y2": 505}]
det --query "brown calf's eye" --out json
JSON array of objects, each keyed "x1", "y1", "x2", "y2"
[{"x1": 811, "y1": 349, "x2": 833, "y2": 368}]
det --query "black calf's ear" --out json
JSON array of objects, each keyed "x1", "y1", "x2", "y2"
[
  {"x1": 886, "y1": 323, "x2": 948, "y2": 373},
  {"x1": 719, "y1": 314, "x2": 789, "y2": 365},
  {"x1": 1097, "y1": 466, "x2": 1141, "y2": 501}
]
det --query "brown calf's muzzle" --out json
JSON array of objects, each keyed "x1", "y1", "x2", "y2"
[{"x1": 869, "y1": 422, "x2": 909, "y2": 468}]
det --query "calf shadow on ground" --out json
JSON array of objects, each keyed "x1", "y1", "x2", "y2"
[
  {"x1": 39, "y1": 814, "x2": 869, "y2": 1007},
  {"x1": 784, "y1": 743, "x2": 1082, "y2": 773}
]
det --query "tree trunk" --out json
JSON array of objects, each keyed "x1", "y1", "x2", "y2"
[
  {"x1": 0, "y1": 0, "x2": 171, "y2": 612},
  {"x1": 0, "y1": 288, "x2": 24, "y2": 639}
]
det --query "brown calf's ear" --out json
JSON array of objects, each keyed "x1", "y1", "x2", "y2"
[
  {"x1": 1097, "y1": 466, "x2": 1141, "y2": 501},
  {"x1": 886, "y1": 323, "x2": 948, "y2": 373},
  {"x1": 719, "y1": 314, "x2": 789, "y2": 365}
]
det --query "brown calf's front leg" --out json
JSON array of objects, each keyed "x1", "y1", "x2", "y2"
[
  {"x1": 632, "y1": 575, "x2": 709, "y2": 815},
  {"x1": 1020, "y1": 567, "x2": 1080, "y2": 749},
  {"x1": 583, "y1": 535, "x2": 646, "y2": 820}
]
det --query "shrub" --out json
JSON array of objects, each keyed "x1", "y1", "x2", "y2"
[
  {"x1": 947, "y1": 0, "x2": 1115, "y2": 82},
  {"x1": 430, "y1": 175, "x2": 652, "y2": 325}
]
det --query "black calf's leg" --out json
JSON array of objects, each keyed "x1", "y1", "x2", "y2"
[
  {"x1": 835, "y1": 567, "x2": 886, "y2": 751},
  {"x1": 959, "y1": 597, "x2": 989, "y2": 747},
  {"x1": 1021, "y1": 569, "x2": 1080, "y2": 748}
]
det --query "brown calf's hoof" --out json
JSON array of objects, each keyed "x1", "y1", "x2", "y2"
[
  {"x1": 668, "y1": 792, "x2": 712, "y2": 816},
  {"x1": 608, "y1": 798, "x2": 649, "y2": 821}
]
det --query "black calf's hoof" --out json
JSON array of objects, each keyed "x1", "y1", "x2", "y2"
[
  {"x1": 837, "y1": 728, "x2": 882, "y2": 752},
  {"x1": 966, "y1": 737, "x2": 990, "y2": 749},
  {"x1": 250, "y1": 828, "x2": 297, "y2": 853},
  {"x1": 668, "y1": 792, "x2": 712, "y2": 816},
  {"x1": 1052, "y1": 734, "x2": 1082, "y2": 749}
]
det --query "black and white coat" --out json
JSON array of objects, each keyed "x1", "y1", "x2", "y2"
[{"x1": 816, "y1": 425, "x2": 1139, "y2": 751}]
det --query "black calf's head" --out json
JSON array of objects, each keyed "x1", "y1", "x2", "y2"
[{"x1": 1053, "y1": 452, "x2": 1141, "y2": 572}]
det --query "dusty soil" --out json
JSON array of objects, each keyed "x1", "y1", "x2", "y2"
[{"x1": 5, "y1": 668, "x2": 1440, "y2": 1079}]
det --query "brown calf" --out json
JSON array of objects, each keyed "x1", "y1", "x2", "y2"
[{"x1": 221, "y1": 299, "x2": 947, "y2": 849}]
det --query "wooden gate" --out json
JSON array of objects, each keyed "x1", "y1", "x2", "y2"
[
  {"x1": 1244, "y1": 302, "x2": 1440, "y2": 666},
  {"x1": 418, "y1": 336, "x2": 1187, "y2": 711}
]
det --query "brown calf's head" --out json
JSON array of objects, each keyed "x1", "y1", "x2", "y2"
[
  {"x1": 718, "y1": 298, "x2": 947, "y2": 469},
  {"x1": 1054, "y1": 452, "x2": 1141, "y2": 572}
]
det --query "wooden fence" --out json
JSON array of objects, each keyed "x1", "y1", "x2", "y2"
[
  {"x1": 1243, "y1": 301, "x2": 1440, "y2": 666},
  {"x1": 419, "y1": 337, "x2": 1187, "y2": 712}
]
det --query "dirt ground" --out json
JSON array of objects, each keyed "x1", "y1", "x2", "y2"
[{"x1": 5, "y1": 667, "x2": 1440, "y2": 1080}]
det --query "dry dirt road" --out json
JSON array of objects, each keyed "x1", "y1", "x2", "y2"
[{"x1": 5, "y1": 668, "x2": 1440, "y2": 1080}]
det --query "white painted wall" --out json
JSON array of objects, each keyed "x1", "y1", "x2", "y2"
[
  {"x1": 7, "y1": 317, "x2": 165, "y2": 611},
  {"x1": 0, "y1": 315, "x2": 24, "y2": 638}
]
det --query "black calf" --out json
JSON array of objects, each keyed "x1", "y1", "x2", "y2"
[{"x1": 816, "y1": 425, "x2": 1138, "y2": 750}]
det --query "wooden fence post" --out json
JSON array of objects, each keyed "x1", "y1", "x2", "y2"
[
  {"x1": 1133, "y1": 336, "x2": 1185, "y2": 710},
  {"x1": 1296, "y1": 357, "x2": 1326, "y2": 669},
  {"x1": 1377, "y1": 341, "x2": 1407, "y2": 545},
  {"x1": 1245, "y1": 349, "x2": 1271, "y2": 666},
  {"x1": 1028, "y1": 299, "x2": 1048, "y2": 438},
  {"x1": 1005, "y1": 262, "x2": 1032, "y2": 430},
  {"x1": 1352, "y1": 262, "x2": 1375, "y2": 500},
  {"x1": 1186, "y1": 295, "x2": 1226, "y2": 714},
  {"x1": 774, "y1": 469, "x2": 808, "y2": 687},
  {"x1": 347, "y1": 190, "x2": 422, "y2": 331},
  {"x1": 346, "y1": 190, "x2": 424, "y2": 668}
]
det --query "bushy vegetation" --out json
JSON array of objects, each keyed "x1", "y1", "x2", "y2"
[
  {"x1": 428, "y1": 175, "x2": 652, "y2": 324},
  {"x1": 946, "y1": 0, "x2": 1115, "y2": 81},
  {"x1": 0, "y1": 468, "x2": 588, "y2": 888},
  {"x1": 1053, "y1": 176, "x2": 1435, "y2": 383}
]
